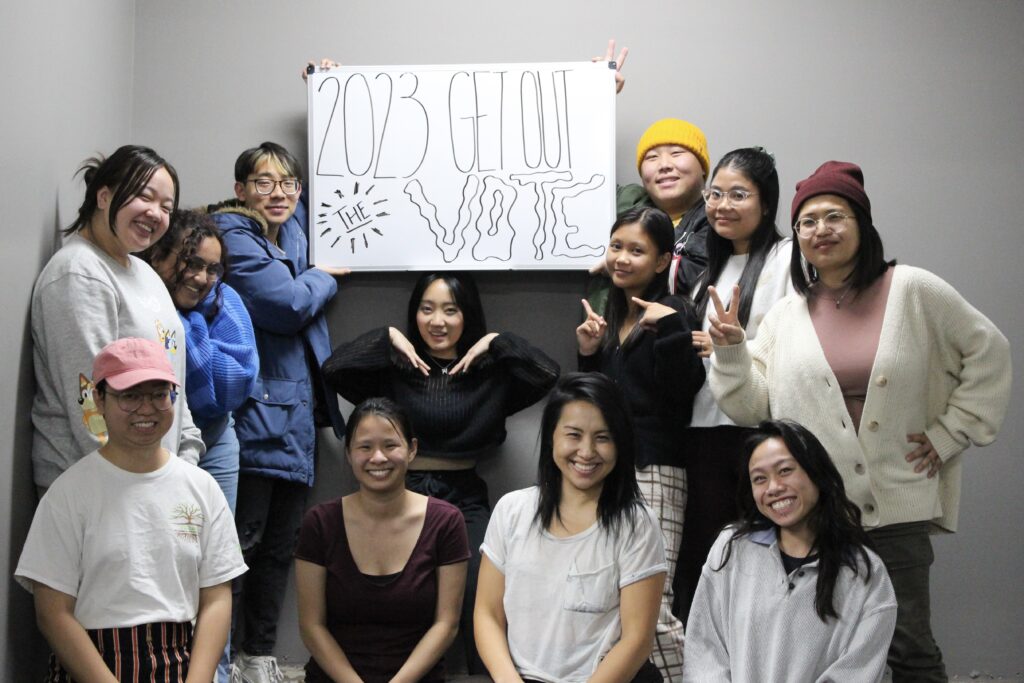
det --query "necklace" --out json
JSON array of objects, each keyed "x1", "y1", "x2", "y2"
[
  {"x1": 427, "y1": 355, "x2": 457, "y2": 375},
  {"x1": 820, "y1": 284, "x2": 854, "y2": 309}
]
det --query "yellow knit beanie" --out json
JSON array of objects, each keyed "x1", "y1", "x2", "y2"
[{"x1": 635, "y1": 118, "x2": 710, "y2": 176}]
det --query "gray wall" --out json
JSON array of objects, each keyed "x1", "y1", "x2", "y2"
[
  {"x1": 0, "y1": 1, "x2": 138, "y2": 679},
  {"x1": 4, "y1": 0, "x2": 1022, "y2": 677}
]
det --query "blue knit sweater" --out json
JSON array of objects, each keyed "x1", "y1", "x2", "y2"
[{"x1": 179, "y1": 283, "x2": 259, "y2": 430}]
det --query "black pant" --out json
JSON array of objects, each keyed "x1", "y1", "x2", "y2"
[
  {"x1": 673, "y1": 425, "x2": 753, "y2": 624},
  {"x1": 868, "y1": 521, "x2": 947, "y2": 682},
  {"x1": 406, "y1": 468, "x2": 490, "y2": 675},
  {"x1": 232, "y1": 474, "x2": 309, "y2": 655}
]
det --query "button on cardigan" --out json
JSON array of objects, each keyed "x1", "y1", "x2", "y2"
[{"x1": 710, "y1": 265, "x2": 1011, "y2": 531}]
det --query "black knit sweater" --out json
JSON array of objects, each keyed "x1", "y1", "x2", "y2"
[
  {"x1": 322, "y1": 328, "x2": 560, "y2": 460},
  {"x1": 578, "y1": 295, "x2": 705, "y2": 469}
]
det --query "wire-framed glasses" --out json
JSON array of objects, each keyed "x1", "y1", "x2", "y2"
[{"x1": 106, "y1": 388, "x2": 177, "y2": 412}]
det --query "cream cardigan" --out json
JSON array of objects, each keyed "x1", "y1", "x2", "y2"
[{"x1": 710, "y1": 265, "x2": 1011, "y2": 531}]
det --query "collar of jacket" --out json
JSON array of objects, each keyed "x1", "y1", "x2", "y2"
[{"x1": 206, "y1": 199, "x2": 270, "y2": 236}]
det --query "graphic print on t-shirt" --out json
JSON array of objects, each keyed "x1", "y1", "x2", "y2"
[
  {"x1": 171, "y1": 502, "x2": 204, "y2": 543},
  {"x1": 156, "y1": 319, "x2": 178, "y2": 353},
  {"x1": 77, "y1": 373, "x2": 108, "y2": 444}
]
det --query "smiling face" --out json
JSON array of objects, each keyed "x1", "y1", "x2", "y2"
[
  {"x1": 749, "y1": 437, "x2": 820, "y2": 544},
  {"x1": 553, "y1": 400, "x2": 617, "y2": 497},
  {"x1": 606, "y1": 222, "x2": 671, "y2": 298},
  {"x1": 415, "y1": 278, "x2": 465, "y2": 360},
  {"x1": 795, "y1": 194, "x2": 861, "y2": 285},
  {"x1": 706, "y1": 166, "x2": 764, "y2": 255},
  {"x1": 234, "y1": 157, "x2": 300, "y2": 231},
  {"x1": 639, "y1": 144, "x2": 705, "y2": 218},
  {"x1": 96, "y1": 379, "x2": 175, "y2": 451},
  {"x1": 346, "y1": 413, "x2": 417, "y2": 493},
  {"x1": 153, "y1": 235, "x2": 223, "y2": 311},
  {"x1": 97, "y1": 167, "x2": 175, "y2": 258}
]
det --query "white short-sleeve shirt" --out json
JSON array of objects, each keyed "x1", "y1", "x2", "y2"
[
  {"x1": 481, "y1": 487, "x2": 667, "y2": 683},
  {"x1": 15, "y1": 451, "x2": 247, "y2": 629}
]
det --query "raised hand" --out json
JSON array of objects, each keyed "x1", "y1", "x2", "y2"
[
  {"x1": 576, "y1": 299, "x2": 607, "y2": 356},
  {"x1": 707, "y1": 285, "x2": 745, "y2": 346},
  {"x1": 301, "y1": 58, "x2": 341, "y2": 82},
  {"x1": 389, "y1": 326, "x2": 430, "y2": 376},
  {"x1": 450, "y1": 332, "x2": 498, "y2": 375},
  {"x1": 631, "y1": 297, "x2": 676, "y2": 332},
  {"x1": 588, "y1": 257, "x2": 610, "y2": 276},
  {"x1": 906, "y1": 433, "x2": 943, "y2": 478},
  {"x1": 591, "y1": 39, "x2": 628, "y2": 94}
]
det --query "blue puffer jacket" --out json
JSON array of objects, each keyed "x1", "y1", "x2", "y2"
[{"x1": 210, "y1": 196, "x2": 345, "y2": 485}]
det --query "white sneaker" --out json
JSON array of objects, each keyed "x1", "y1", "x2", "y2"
[
  {"x1": 235, "y1": 653, "x2": 284, "y2": 683},
  {"x1": 228, "y1": 663, "x2": 244, "y2": 683}
]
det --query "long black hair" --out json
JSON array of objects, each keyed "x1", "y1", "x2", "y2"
[
  {"x1": 716, "y1": 420, "x2": 875, "y2": 621},
  {"x1": 535, "y1": 372, "x2": 644, "y2": 535},
  {"x1": 603, "y1": 206, "x2": 676, "y2": 351},
  {"x1": 405, "y1": 272, "x2": 486, "y2": 359},
  {"x1": 694, "y1": 147, "x2": 783, "y2": 327},
  {"x1": 140, "y1": 209, "x2": 228, "y2": 320},
  {"x1": 64, "y1": 145, "x2": 180, "y2": 237}
]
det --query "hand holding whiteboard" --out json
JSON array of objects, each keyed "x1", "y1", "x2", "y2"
[{"x1": 307, "y1": 61, "x2": 616, "y2": 270}]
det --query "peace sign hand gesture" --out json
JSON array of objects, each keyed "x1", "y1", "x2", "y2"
[
  {"x1": 591, "y1": 39, "x2": 628, "y2": 94},
  {"x1": 576, "y1": 299, "x2": 607, "y2": 356},
  {"x1": 707, "y1": 285, "x2": 745, "y2": 346}
]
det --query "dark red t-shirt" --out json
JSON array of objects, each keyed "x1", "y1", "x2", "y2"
[{"x1": 295, "y1": 496, "x2": 470, "y2": 683}]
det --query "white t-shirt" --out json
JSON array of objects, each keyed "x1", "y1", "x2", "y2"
[
  {"x1": 15, "y1": 451, "x2": 247, "y2": 629},
  {"x1": 691, "y1": 239, "x2": 794, "y2": 427},
  {"x1": 481, "y1": 487, "x2": 667, "y2": 683}
]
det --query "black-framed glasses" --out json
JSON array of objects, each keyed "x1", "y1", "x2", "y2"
[
  {"x1": 794, "y1": 211, "x2": 854, "y2": 237},
  {"x1": 702, "y1": 188, "x2": 758, "y2": 206},
  {"x1": 182, "y1": 255, "x2": 225, "y2": 280},
  {"x1": 246, "y1": 177, "x2": 300, "y2": 196},
  {"x1": 106, "y1": 388, "x2": 177, "y2": 412}
]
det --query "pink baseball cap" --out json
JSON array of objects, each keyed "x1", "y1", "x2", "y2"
[{"x1": 92, "y1": 338, "x2": 179, "y2": 391}]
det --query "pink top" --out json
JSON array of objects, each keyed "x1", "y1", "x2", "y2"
[{"x1": 808, "y1": 268, "x2": 894, "y2": 431}]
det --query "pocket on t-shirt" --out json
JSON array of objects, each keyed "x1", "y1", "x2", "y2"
[{"x1": 562, "y1": 561, "x2": 619, "y2": 613}]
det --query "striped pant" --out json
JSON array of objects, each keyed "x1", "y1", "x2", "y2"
[
  {"x1": 636, "y1": 464, "x2": 686, "y2": 683},
  {"x1": 46, "y1": 621, "x2": 193, "y2": 682}
]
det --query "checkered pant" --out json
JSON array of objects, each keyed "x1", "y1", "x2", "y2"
[{"x1": 636, "y1": 464, "x2": 687, "y2": 683}]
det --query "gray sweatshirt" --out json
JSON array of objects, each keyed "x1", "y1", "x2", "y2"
[{"x1": 31, "y1": 234, "x2": 204, "y2": 487}]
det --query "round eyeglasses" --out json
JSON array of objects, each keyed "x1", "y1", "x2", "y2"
[
  {"x1": 246, "y1": 178, "x2": 300, "y2": 196},
  {"x1": 702, "y1": 188, "x2": 758, "y2": 206},
  {"x1": 794, "y1": 211, "x2": 854, "y2": 237},
  {"x1": 106, "y1": 388, "x2": 177, "y2": 412}
]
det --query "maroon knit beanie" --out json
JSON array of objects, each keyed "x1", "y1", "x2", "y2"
[{"x1": 791, "y1": 161, "x2": 872, "y2": 226}]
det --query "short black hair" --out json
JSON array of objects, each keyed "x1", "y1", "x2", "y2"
[{"x1": 233, "y1": 141, "x2": 303, "y2": 183}]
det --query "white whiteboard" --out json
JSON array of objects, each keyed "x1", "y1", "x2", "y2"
[{"x1": 307, "y1": 62, "x2": 615, "y2": 270}]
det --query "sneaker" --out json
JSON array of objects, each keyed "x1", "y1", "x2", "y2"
[
  {"x1": 228, "y1": 663, "x2": 244, "y2": 683},
  {"x1": 235, "y1": 653, "x2": 284, "y2": 683}
]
